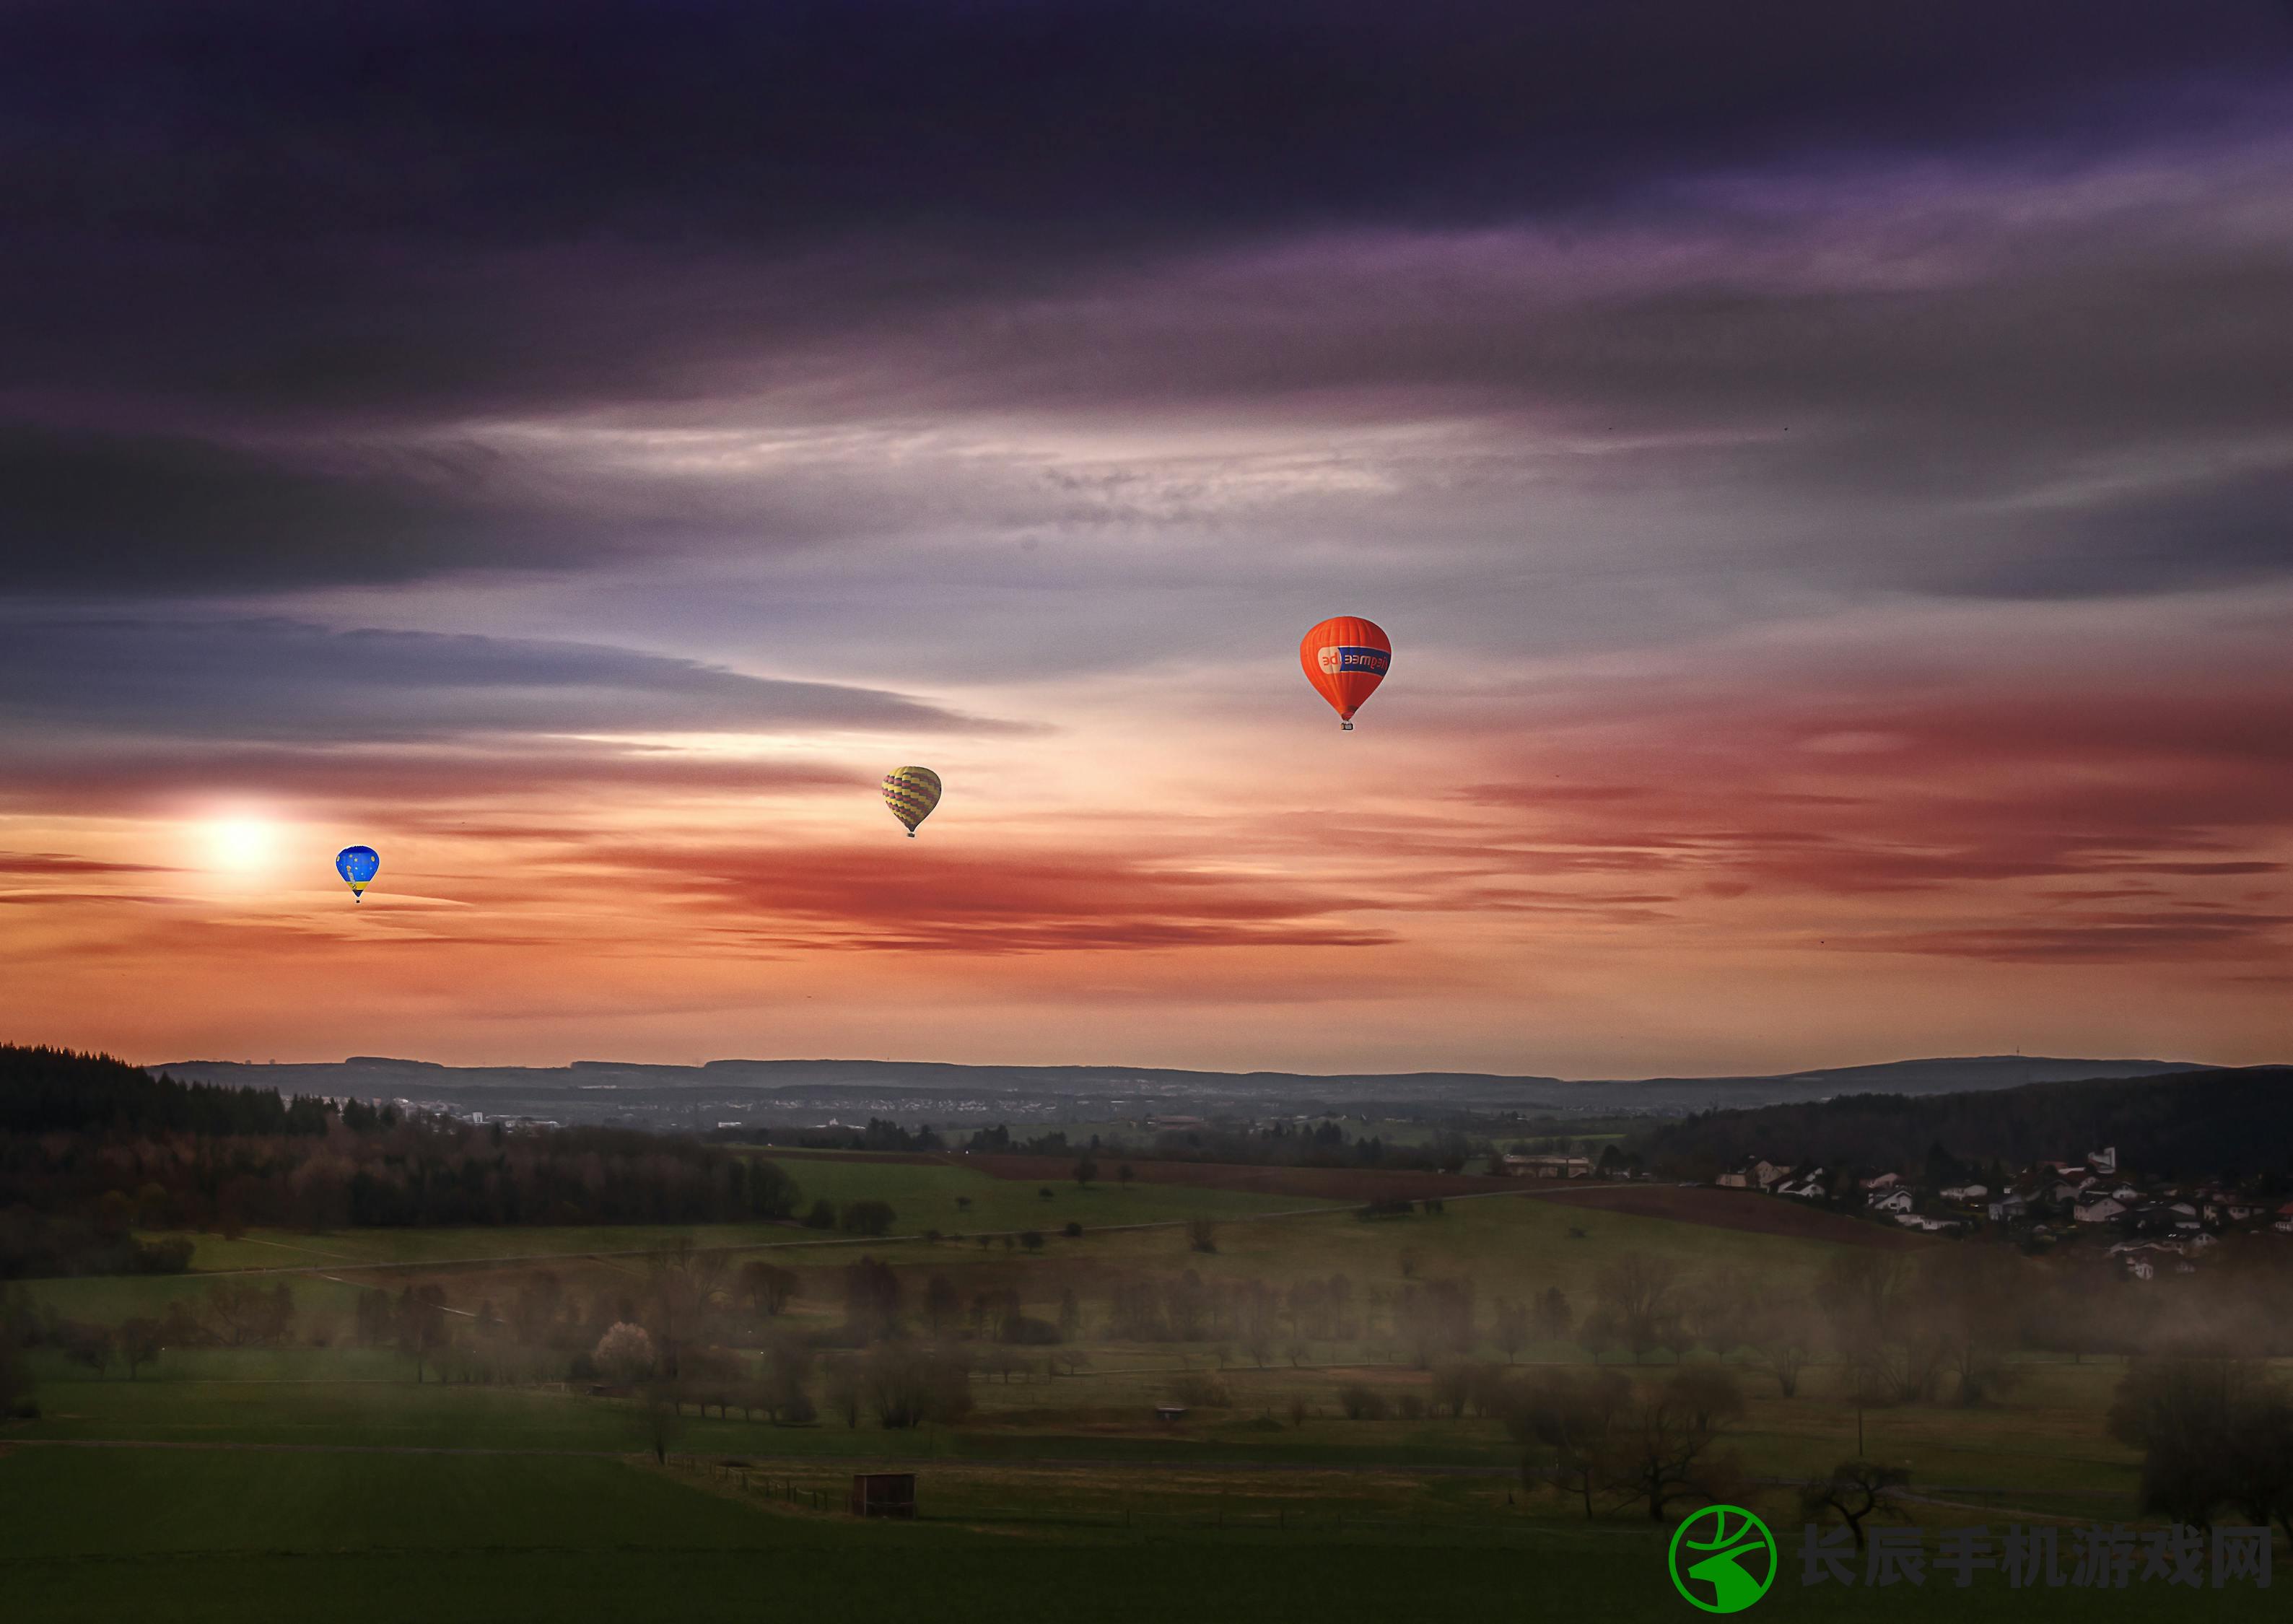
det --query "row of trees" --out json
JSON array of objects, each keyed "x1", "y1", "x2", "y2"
[
  {"x1": 4, "y1": 1119, "x2": 803, "y2": 1273},
  {"x1": 961, "y1": 1120, "x2": 1488, "y2": 1175}
]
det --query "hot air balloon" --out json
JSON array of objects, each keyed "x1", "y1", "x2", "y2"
[
  {"x1": 882, "y1": 767, "x2": 942, "y2": 837},
  {"x1": 335, "y1": 844, "x2": 380, "y2": 902},
  {"x1": 1299, "y1": 616, "x2": 1391, "y2": 730}
]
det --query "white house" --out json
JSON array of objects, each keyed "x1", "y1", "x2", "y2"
[
  {"x1": 2074, "y1": 1197, "x2": 2127, "y2": 1224},
  {"x1": 1868, "y1": 1188, "x2": 1913, "y2": 1214},
  {"x1": 1939, "y1": 1184, "x2": 1988, "y2": 1203}
]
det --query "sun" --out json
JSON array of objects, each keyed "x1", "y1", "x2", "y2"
[{"x1": 206, "y1": 816, "x2": 277, "y2": 873}]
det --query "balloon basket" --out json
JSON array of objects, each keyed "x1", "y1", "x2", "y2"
[{"x1": 1340, "y1": 721, "x2": 1354, "y2": 731}]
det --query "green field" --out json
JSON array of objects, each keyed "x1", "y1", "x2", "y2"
[{"x1": 4, "y1": 1173, "x2": 2284, "y2": 1622}]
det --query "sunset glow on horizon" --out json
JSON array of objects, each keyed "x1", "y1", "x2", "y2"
[{"x1": 3, "y1": 6, "x2": 2289, "y2": 1077}]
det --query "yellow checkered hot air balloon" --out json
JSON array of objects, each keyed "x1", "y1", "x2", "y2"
[{"x1": 881, "y1": 766, "x2": 942, "y2": 837}]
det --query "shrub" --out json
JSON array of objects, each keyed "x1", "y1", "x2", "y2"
[
  {"x1": 1337, "y1": 1382, "x2": 1391, "y2": 1420},
  {"x1": 864, "y1": 1343, "x2": 974, "y2": 1428},
  {"x1": 1169, "y1": 1371, "x2": 1233, "y2": 1408}
]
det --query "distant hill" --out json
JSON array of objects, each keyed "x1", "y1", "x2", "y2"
[
  {"x1": 1631, "y1": 1066, "x2": 2293, "y2": 1182},
  {"x1": 141, "y1": 1052, "x2": 2222, "y2": 1128}
]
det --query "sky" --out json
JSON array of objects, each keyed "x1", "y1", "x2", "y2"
[{"x1": 3, "y1": 1, "x2": 2290, "y2": 1076}]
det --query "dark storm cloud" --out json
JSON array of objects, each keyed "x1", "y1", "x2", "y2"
[
  {"x1": 1, "y1": 2, "x2": 2289, "y2": 601},
  {"x1": 4, "y1": 1, "x2": 2285, "y2": 411},
  {"x1": 0, "y1": 616, "x2": 1000, "y2": 744},
  {"x1": 5, "y1": 1, "x2": 2284, "y2": 245},
  {"x1": 0, "y1": 424, "x2": 582, "y2": 592}
]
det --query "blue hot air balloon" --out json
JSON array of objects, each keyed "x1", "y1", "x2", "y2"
[{"x1": 335, "y1": 845, "x2": 380, "y2": 902}]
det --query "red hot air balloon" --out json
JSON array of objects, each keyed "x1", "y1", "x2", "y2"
[{"x1": 1299, "y1": 616, "x2": 1391, "y2": 730}]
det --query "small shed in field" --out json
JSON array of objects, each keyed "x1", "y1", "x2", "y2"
[
  {"x1": 1154, "y1": 1404, "x2": 1189, "y2": 1424},
  {"x1": 849, "y1": 1472, "x2": 916, "y2": 1519}
]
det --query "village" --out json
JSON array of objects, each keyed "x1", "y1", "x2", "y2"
[
  {"x1": 1499, "y1": 1145, "x2": 2293, "y2": 1277},
  {"x1": 1720, "y1": 1148, "x2": 2293, "y2": 1276}
]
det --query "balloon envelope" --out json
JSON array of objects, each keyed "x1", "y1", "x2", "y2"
[
  {"x1": 1299, "y1": 616, "x2": 1391, "y2": 727},
  {"x1": 335, "y1": 844, "x2": 380, "y2": 902},
  {"x1": 882, "y1": 767, "x2": 943, "y2": 837}
]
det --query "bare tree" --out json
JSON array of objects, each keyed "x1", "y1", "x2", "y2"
[
  {"x1": 842, "y1": 1257, "x2": 901, "y2": 1343},
  {"x1": 822, "y1": 1353, "x2": 862, "y2": 1428},
  {"x1": 645, "y1": 1240, "x2": 728, "y2": 1376},
  {"x1": 1667, "y1": 1366, "x2": 1747, "y2": 1433},
  {"x1": 1431, "y1": 1361, "x2": 1479, "y2": 1418},
  {"x1": 1534, "y1": 1285, "x2": 1573, "y2": 1343},
  {"x1": 119, "y1": 1317, "x2": 165, "y2": 1380},
  {"x1": 1921, "y1": 1249, "x2": 2027, "y2": 1406},
  {"x1": 737, "y1": 1261, "x2": 798, "y2": 1317},
  {"x1": 1584, "y1": 1255, "x2": 1682, "y2": 1364},
  {"x1": 1799, "y1": 1459, "x2": 1909, "y2": 1550},
  {"x1": 1743, "y1": 1293, "x2": 1817, "y2": 1398},
  {"x1": 1503, "y1": 1367, "x2": 1631, "y2": 1519},
  {"x1": 2110, "y1": 1352, "x2": 2284, "y2": 1529},
  {"x1": 1493, "y1": 1298, "x2": 1529, "y2": 1363},
  {"x1": 638, "y1": 1381, "x2": 683, "y2": 1464},
  {"x1": 923, "y1": 1273, "x2": 961, "y2": 1337},
  {"x1": 1606, "y1": 1374, "x2": 1744, "y2": 1522},
  {"x1": 864, "y1": 1343, "x2": 974, "y2": 1428},
  {"x1": 396, "y1": 1284, "x2": 448, "y2": 1382}
]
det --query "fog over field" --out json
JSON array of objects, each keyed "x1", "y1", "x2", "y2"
[{"x1": 6, "y1": 1, "x2": 2293, "y2": 1618}]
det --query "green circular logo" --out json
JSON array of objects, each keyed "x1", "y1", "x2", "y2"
[{"x1": 1667, "y1": 1504, "x2": 1777, "y2": 1613}]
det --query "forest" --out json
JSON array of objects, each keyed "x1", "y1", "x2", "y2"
[
  {"x1": 0, "y1": 1047, "x2": 798, "y2": 1277},
  {"x1": 1632, "y1": 1067, "x2": 2293, "y2": 1183}
]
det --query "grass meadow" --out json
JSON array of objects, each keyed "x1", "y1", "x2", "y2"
[{"x1": 4, "y1": 1161, "x2": 2284, "y2": 1622}]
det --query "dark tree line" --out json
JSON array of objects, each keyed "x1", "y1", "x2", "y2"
[
  {"x1": 961, "y1": 1119, "x2": 1483, "y2": 1174},
  {"x1": 1633, "y1": 1067, "x2": 2293, "y2": 1184},
  {"x1": 0, "y1": 1045, "x2": 344, "y2": 1138},
  {"x1": 1, "y1": 1047, "x2": 801, "y2": 1277}
]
